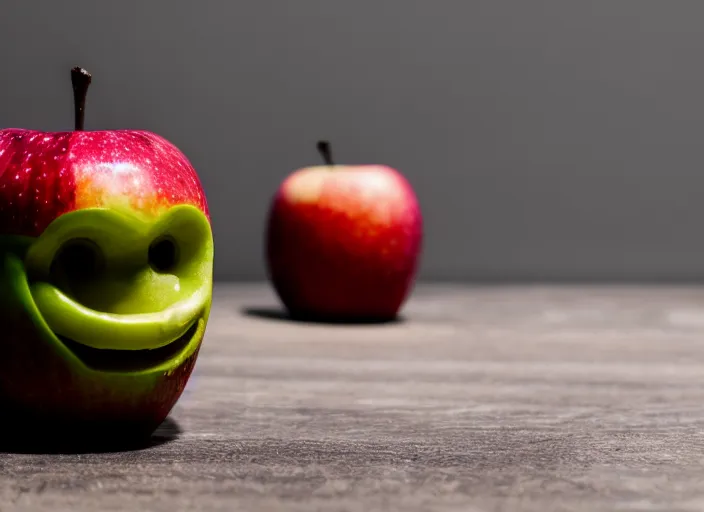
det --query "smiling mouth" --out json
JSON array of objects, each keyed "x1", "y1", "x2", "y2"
[
  {"x1": 56, "y1": 318, "x2": 202, "y2": 373},
  {"x1": 28, "y1": 277, "x2": 209, "y2": 373}
]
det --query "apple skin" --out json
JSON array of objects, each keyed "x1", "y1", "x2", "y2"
[
  {"x1": 0, "y1": 128, "x2": 213, "y2": 440},
  {"x1": 0, "y1": 129, "x2": 209, "y2": 236},
  {"x1": 266, "y1": 164, "x2": 422, "y2": 321}
]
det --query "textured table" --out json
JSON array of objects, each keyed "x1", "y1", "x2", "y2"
[{"x1": 4, "y1": 284, "x2": 704, "y2": 511}]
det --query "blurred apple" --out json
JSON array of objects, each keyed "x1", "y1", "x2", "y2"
[{"x1": 266, "y1": 141, "x2": 423, "y2": 322}]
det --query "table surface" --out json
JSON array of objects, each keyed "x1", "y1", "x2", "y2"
[{"x1": 4, "y1": 283, "x2": 704, "y2": 511}]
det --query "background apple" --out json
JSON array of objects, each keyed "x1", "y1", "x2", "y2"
[
  {"x1": 0, "y1": 67, "x2": 213, "y2": 444},
  {"x1": 266, "y1": 141, "x2": 423, "y2": 322}
]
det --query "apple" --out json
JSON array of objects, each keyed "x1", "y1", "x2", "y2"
[
  {"x1": 265, "y1": 141, "x2": 423, "y2": 322},
  {"x1": 0, "y1": 67, "x2": 213, "y2": 442}
]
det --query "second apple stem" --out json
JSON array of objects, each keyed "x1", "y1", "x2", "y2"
[{"x1": 317, "y1": 140, "x2": 335, "y2": 166}]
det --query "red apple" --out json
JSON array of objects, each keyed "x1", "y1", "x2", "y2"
[
  {"x1": 0, "y1": 67, "x2": 213, "y2": 443},
  {"x1": 266, "y1": 141, "x2": 423, "y2": 322}
]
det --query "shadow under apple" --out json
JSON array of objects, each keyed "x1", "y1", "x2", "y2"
[
  {"x1": 0, "y1": 416, "x2": 183, "y2": 455},
  {"x1": 241, "y1": 306, "x2": 407, "y2": 325}
]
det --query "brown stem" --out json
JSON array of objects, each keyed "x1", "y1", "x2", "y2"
[
  {"x1": 316, "y1": 140, "x2": 334, "y2": 166},
  {"x1": 71, "y1": 67, "x2": 92, "y2": 131}
]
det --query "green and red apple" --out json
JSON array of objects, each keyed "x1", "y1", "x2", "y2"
[
  {"x1": 266, "y1": 142, "x2": 423, "y2": 322},
  {"x1": 0, "y1": 68, "x2": 213, "y2": 440}
]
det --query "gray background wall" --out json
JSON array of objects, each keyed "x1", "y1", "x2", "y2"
[{"x1": 1, "y1": 0, "x2": 704, "y2": 282}]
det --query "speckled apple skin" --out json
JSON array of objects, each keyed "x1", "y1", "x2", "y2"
[
  {"x1": 266, "y1": 164, "x2": 423, "y2": 321},
  {"x1": 0, "y1": 128, "x2": 211, "y2": 437},
  {"x1": 0, "y1": 129, "x2": 209, "y2": 236}
]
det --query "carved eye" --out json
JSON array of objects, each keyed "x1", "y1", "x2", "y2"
[
  {"x1": 149, "y1": 236, "x2": 179, "y2": 273},
  {"x1": 52, "y1": 239, "x2": 103, "y2": 281}
]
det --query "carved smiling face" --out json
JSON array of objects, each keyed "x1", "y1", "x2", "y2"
[
  {"x1": 24, "y1": 204, "x2": 212, "y2": 370},
  {"x1": 0, "y1": 128, "x2": 213, "y2": 433}
]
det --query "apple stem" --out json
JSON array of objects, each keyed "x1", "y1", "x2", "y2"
[
  {"x1": 317, "y1": 140, "x2": 335, "y2": 166},
  {"x1": 71, "y1": 67, "x2": 92, "y2": 131}
]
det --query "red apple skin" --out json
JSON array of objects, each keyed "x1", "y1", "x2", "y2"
[
  {"x1": 0, "y1": 129, "x2": 209, "y2": 236},
  {"x1": 0, "y1": 128, "x2": 210, "y2": 438},
  {"x1": 266, "y1": 164, "x2": 423, "y2": 321}
]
